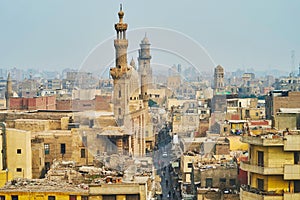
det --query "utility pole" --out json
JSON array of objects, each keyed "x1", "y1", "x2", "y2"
[{"x1": 291, "y1": 50, "x2": 295, "y2": 76}]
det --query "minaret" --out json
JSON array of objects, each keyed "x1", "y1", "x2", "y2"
[
  {"x1": 130, "y1": 57, "x2": 136, "y2": 70},
  {"x1": 141, "y1": 63, "x2": 149, "y2": 103},
  {"x1": 110, "y1": 4, "x2": 131, "y2": 126},
  {"x1": 213, "y1": 65, "x2": 225, "y2": 94},
  {"x1": 5, "y1": 73, "x2": 13, "y2": 110},
  {"x1": 138, "y1": 34, "x2": 152, "y2": 89}
]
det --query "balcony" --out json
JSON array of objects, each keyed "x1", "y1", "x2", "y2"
[
  {"x1": 240, "y1": 187, "x2": 300, "y2": 200},
  {"x1": 284, "y1": 164, "x2": 300, "y2": 180},
  {"x1": 284, "y1": 135, "x2": 300, "y2": 151},
  {"x1": 284, "y1": 193, "x2": 300, "y2": 199},
  {"x1": 240, "y1": 161, "x2": 283, "y2": 175},
  {"x1": 240, "y1": 186, "x2": 283, "y2": 200},
  {"x1": 240, "y1": 135, "x2": 284, "y2": 146}
]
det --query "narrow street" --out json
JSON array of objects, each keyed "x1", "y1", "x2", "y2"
[{"x1": 154, "y1": 126, "x2": 182, "y2": 200}]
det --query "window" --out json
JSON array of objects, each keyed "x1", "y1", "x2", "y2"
[
  {"x1": 118, "y1": 90, "x2": 121, "y2": 98},
  {"x1": 220, "y1": 178, "x2": 226, "y2": 183},
  {"x1": 69, "y1": 195, "x2": 77, "y2": 200},
  {"x1": 126, "y1": 194, "x2": 139, "y2": 200},
  {"x1": 16, "y1": 168, "x2": 22, "y2": 172},
  {"x1": 48, "y1": 196, "x2": 55, "y2": 200},
  {"x1": 294, "y1": 152, "x2": 300, "y2": 164},
  {"x1": 0, "y1": 196, "x2": 5, "y2": 200},
  {"x1": 245, "y1": 110, "x2": 250, "y2": 118},
  {"x1": 81, "y1": 196, "x2": 88, "y2": 200},
  {"x1": 82, "y1": 136, "x2": 87, "y2": 146},
  {"x1": 17, "y1": 149, "x2": 21, "y2": 154},
  {"x1": 257, "y1": 178, "x2": 264, "y2": 190},
  {"x1": 102, "y1": 195, "x2": 116, "y2": 200},
  {"x1": 44, "y1": 144, "x2": 50, "y2": 155},
  {"x1": 258, "y1": 151, "x2": 264, "y2": 167},
  {"x1": 229, "y1": 179, "x2": 236, "y2": 186},
  {"x1": 219, "y1": 178, "x2": 226, "y2": 187},
  {"x1": 205, "y1": 178, "x2": 213, "y2": 188},
  {"x1": 294, "y1": 180, "x2": 300, "y2": 193},
  {"x1": 11, "y1": 196, "x2": 18, "y2": 200},
  {"x1": 81, "y1": 149, "x2": 86, "y2": 158},
  {"x1": 60, "y1": 143, "x2": 66, "y2": 154},
  {"x1": 118, "y1": 108, "x2": 121, "y2": 115}
]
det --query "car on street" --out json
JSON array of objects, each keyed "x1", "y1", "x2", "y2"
[{"x1": 162, "y1": 152, "x2": 168, "y2": 157}]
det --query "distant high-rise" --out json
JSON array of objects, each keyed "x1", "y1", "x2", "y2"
[
  {"x1": 213, "y1": 65, "x2": 225, "y2": 94},
  {"x1": 138, "y1": 34, "x2": 152, "y2": 89}
]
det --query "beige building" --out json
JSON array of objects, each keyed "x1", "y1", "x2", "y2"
[
  {"x1": 89, "y1": 179, "x2": 150, "y2": 200},
  {"x1": 273, "y1": 108, "x2": 300, "y2": 130},
  {"x1": 227, "y1": 98, "x2": 265, "y2": 120},
  {"x1": 0, "y1": 126, "x2": 32, "y2": 186},
  {"x1": 167, "y1": 75, "x2": 181, "y2": 91}
]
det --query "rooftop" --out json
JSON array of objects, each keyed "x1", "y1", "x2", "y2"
[{"x1": 0, "y1": 178, "x2": 88, "y2": 193}]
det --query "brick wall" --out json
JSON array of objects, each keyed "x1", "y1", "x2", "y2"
[
  {"x1": 95, "y1": 95, "x2": 112, "y2": 111},
  {"x1": 9, "y1": 96, "x2": 56, "y2": 110}
]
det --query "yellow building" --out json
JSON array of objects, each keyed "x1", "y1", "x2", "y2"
[
  {"x1": 240, "y1": 133, "x2": 300, "y2": 199},
  {"x1": 0, "y1": 176, "x2": 150, "y2": 200},
  {"x1": 0, "y1": 179, "x2": 88, "y2": 200},
  {"x1": 0, "y1": 127, "x2": 32, "y2": 187},
  {"x1": 89, "y1": 180, "x2": 149, "y2": 200}
]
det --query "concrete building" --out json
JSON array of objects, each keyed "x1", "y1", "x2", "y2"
[
  {"x1": 64, "y1": 71, "x2": 98, "y2": 89},
  {"x1": 273, "y1": 76, "x2": 300, "y2": 91},
  {"x1": 265, "y1": 91, "x2": 300, "y2": 120},
  {"x1": 9, "y1": 95, "x2": 56, "y2": 110},
  {"x1": 273, "y1": 108, "x2": 300, "y2": 130},
  {"x1": 167, "y1": 75, "x2": 181, "y2": 91},
  {"x1": 56, "y1": 95, "x2": 112, "y2": 112},
  {"x1": 0, "y1": 126, "x2": 32, "y2": 187},
  {"x1": 240, "y1": 131, "x2": 300, "y2": 199},
  {"x1": 0, "y1": 179, "x2": 88, "y2": 200},
  {"x1": 227, "y1": 98, "x2": 265, "y2": 120}
]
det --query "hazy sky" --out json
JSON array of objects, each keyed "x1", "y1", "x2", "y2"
[{"x1": 0, "y1": 0, "x2": 300, "y2": 72}]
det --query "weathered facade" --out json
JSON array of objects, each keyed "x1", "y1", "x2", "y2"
[{"x1": 240, "y1": 132, "x2": 300, "y2": 199}]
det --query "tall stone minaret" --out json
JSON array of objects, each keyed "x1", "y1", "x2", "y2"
[
  {"x1": 110, "y1": 4, "x2": 131, "y2": 126},
  {"x1": 141, "y1": 64, "x2": 149, "y2": 105},
  {"x1": 138, "y1": 34, "x2": 152, "y2": 89},
  {"x1": 213, "y1": 65, "x2": 225, "y2": 94},
  {"x1": 5, "y1": 73, "x2": 13, "y2": 110}
]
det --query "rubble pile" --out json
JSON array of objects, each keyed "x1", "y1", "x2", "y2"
[{"x1": 0, "y1": 178, "x2": 88, "y2": 192}]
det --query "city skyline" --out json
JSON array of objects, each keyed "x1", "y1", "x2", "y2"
[{"x1": 1, "y1": 1, "x2": 300, "y2": 72}]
